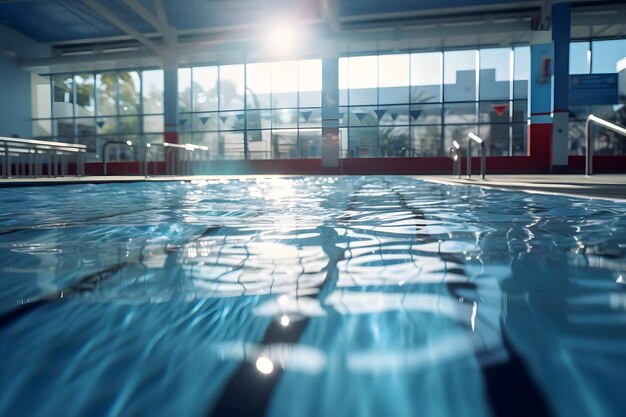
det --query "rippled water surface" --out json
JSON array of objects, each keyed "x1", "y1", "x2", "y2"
[{"x1": 1, "y1": 176, "x2": 625, "y2": 417}]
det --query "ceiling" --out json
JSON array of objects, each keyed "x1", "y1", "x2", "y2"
[{"x1": 0, "y1": 0, "x2": 625, "y2": 73}]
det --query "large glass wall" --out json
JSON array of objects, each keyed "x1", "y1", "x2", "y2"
[
  {"x1": 33, "y1": 69, "x2": 165, "y2": 161},
  {"x1": 569, "y1": 39, "x2": 626, "y2": 155},
  {"x1": 179, "y1": 59, "x2": 322, "y2": 160},
  {"x1": 339, "y1": 47, "x2": 529, "y2": 158}
]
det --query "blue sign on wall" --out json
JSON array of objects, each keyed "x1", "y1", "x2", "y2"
[{"x1": 569, "y1": 74, "x2": 618, "y2": 105}]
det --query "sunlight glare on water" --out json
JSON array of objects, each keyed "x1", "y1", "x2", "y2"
[{"x1": 0, "y1": 176, "x2": 625, "y2": 417}]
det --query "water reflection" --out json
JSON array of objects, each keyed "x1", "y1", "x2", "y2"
[{"x1": 0, "y1": 177, "x2": 625, "y2": 417}]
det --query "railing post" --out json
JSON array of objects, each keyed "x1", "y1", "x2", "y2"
[
  {"x1": 3, "y1": 143, "x2": 8, "y2": 178},
  {"x1": 480, "y1": 141, "x2": 486, "y2": 180},
  {"x1": 586, "y1": 115, "x2": 593, "y2": 176},
  {"x1": 467, "y1": 139, "x2": 472, "y2": 179}
]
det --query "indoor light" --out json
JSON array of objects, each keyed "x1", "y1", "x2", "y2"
[{"x1": 265, "y1": 19, "x2": 299, "y2": 56}]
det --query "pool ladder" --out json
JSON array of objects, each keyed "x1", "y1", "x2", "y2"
[
  {"x1": 450, "y1": 133, "x2": 486, "y2": 179},
  {"x1": 585, "y1": 115, "x2": 626, "y2": 176}
]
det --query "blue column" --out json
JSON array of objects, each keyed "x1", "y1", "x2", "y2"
[
  {"x1": 551, "y1": 2, "x2": 571, "y2": 171},
  {"x1": 322, "y1": 57, "x2": 339, "y2": 169},
  {"x1": 528, "y1": 31, "x2": 553, "y2": 169},
  {"x1": 163, "y1": 62, "x2": 179, "y2": 144}
]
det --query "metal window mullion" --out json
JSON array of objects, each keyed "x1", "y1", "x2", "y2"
[
  {"x1": 440, "y1": 50, "x2": 445, "y2": 156},
  {"x1": 244, "y1": 61, "x2": 248, "y2": 159},
  {"x1": 296, "y1": 60, "x2": 300, "y2": 159}
]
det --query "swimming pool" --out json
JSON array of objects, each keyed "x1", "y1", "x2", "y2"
[{"x1": 0, "y1": 176, "x2": 624, "y2": 417}]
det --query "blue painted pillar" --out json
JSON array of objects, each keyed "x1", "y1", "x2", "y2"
[
  {"x1": 551, "y1": 2, "x2": 571, "y2": 171},
  {"x1": 322, "y1": 57, "x2": 339, "y2": 169},
  {"x1": 528, "y1": 31, "x2": 553, "y2": 170},
  {"x1": 163, "y1": 60, "x2": 179, "y2": 144}
]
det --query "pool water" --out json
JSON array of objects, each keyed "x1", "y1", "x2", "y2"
[{"x1": 0, "y1": 176, "x2": 625, "y2": 417}]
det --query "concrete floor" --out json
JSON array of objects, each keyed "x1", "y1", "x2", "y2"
[
  {"x1": 1, "y1": 174, "x2": 625, "y2": 201},
  {"x1": 420, "y1": 174, "x2": 626, "y2": 201}
]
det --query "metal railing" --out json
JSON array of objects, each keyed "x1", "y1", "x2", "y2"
[
  {"x1": 143, "y1": 142, "x2": 210, "y2": 176},
  {"x1": 467, "y1": 133, "x2": 486, "y2": 179},
  {"x1": 449, "y1": 140, "x2": 461, "y2": 178},
  {"x1": 1, "y1": 136, "x2": 86, "y2": 178},
  {"x1": 102, "y1": 140, "x2": 134, "y2": 176},
  {"x1": 585, "y1": 114, "x2": 626, "y2": 176}
]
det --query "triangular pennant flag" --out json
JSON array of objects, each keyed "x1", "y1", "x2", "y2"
[
  {"x1": 236, "y1": 114, "x2": 245, "y2": 121},
  {"x1": 96, "y1": 121, "x2": 105, "y2": 128},
  {"x1": 355, "y1": 112, "x2": 367, "y2": 121},
  {"x1": 220, "y1": 116, "x2": 229, "y2": 123},
  {"x1": 179, "y1": 118, "x2": 188, "y2": 126},
  {"x1": 410, "y1": 110, "x2": 422, "y2": 120},
  {"x1": 374, "y1": 110, "x2": 387, "y2": 119},
  {"x1": 492, "y1": 104, "x2": 508, "y2": 117},
  {"x1": 390, "y1": 112, "x2": 399, "y2": 121},
  {"x1": 200, "y1": 116, "x2": 210, "y2": 125},
  {"x1": 301, "y1": 111, "x2": 313, "y2": 121}
]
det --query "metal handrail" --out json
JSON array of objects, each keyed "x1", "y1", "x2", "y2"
[
  {"x1": 102, "y1": 140, "x2": 134, "y2": 176},
  {"x1": 144, "y1": 142, "x2": 209, "y2": 176},
  {"x1": 449, "y1": 140, "x2": 461, "y2": 178},
  {"x1": 585, "y1": 114, "x2": 626, "y2": 176},
  {"x1": 467, "y1": 133, "x2": 486, "y2": 180},
  {"x1": 1, "y1": 136, "x2": 86, "y2": 178}
]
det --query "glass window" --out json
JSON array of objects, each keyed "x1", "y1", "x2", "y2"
[
  {"x1": 273, "y1": 108, "x2": 298, "y2": 129},
  {"x1": 299, "y1": 108, "x2": 321, "y2": 128},
  {"x1": 118, "y1": 115, "x2": 141, "y2": 134},
  {"x1": 480, "y1": 48, "x2": 511, "y2": 100},
  {"x1": 118, "y1": 71, "x2": 141, "y2": 115},
  {"x1": 380, "y1": 126, "x2": 410, "y2": 157},
  {"x1": 348, "y1": 127, "x2": 378, "y2": 157},
  {"x1": 271, "y1": 61, "x2": 298, "y2": 108},
  {"x1": 570, "y1": 42, "x2": 590, "y2": 75},
  {"x1": 298, "y1": 128, "x2": 321, "y2": 158},
  {"x1": 410, "y1": 103, "x2": 441, "y2": 125},
  {"x1": 246, "y1": 62, "x2": 271, "y2": 109},
  {"x1": 480, "y1": 123, "x2": 510, "y2": 156},
  {"x1": 377, "y1": 105, "x2": 409, "y2": 126},
  {"x1": 479, "y1": 102, "x2": 511, "y2": 123},
  {"x1": 444, "y1": 50, "x2": 477, "y2": 101},
  {"x1": 444, "y1": 124, "x2": 477, "y2": 155},
  {"x1": 32, "y1": 74, "x2": 52, "y2": 120},
  {"x1": 142, "y1": 70, "x2": 163, "y2": 114},
  {"x1": 96, "y1": 73, "x2": 116, "y2": 116},
  {"x1": 592, "y1": 39, "x2": 626, "y2": 73},
  {"x1": 339, "y1": 57, "x2": 349, "y2": 106},
  {"x1": 512, "y1": 123, "x2": 527, "y2": 156},
  {"x1": 144, "y1": 115, "x2": 164, "y2": 133},
  {"x1": 75, "y1": 74, "x2": 94, "y2": 117},
  {"x1": 178, "y1": 68, "x2": 191, "y2": 113},
  {"x1": 247, "y1": 130, "x2": 272, "y2": 159},
  {"x1": 411, "y1": 52, "x2": 442, "y2": 103},
  {"x1": 348, "y1": 56, "x2": 378, "y2": 105},
  {"x1": 271, "y1": 130, "x2": 298, "y2": 158},
  {"x1": 193, "y1": 66, "x2": 218, "y2": 112},
  {"x1": 220, "y1": 131, "x2": 245, "y2": 159},
  {"x1": 299, "y1": 59, "x2": 322, "y2": 107},
  {"x1": 378, "y1": 54, "x2": 409, "y2": 105},
  {"x1": 513, "y1": 46, "x2": 530, "y2": 99},
  {"x1": 52, "y1": 75, "x2": 73, "y2": 118},
  {"x1": 219, "y1": 65, "x2": 245, "y2": 111},
  {"x1": 444, "y1": 102, "x2": 477, "y2": 124},
  {"x1": 411, "y1": 125, "x2": 441, "y2": 157},
  {"x1": 348, "y1": 107, "x2": 377, "y2": 127}
]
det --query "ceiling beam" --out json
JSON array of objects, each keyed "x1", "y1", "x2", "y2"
[
  {"x1": 81, "y1": 0, "x2": 163, "y2": 55},
  {"x1": 154, "y1": 0, "x2": 169, "y2": 25},
  {"x1": 320, "y1": 0, "x2": 340, "y2": 33},
  {"x1": 124, "y1": 0, "x2": 177, "y2": 46}
]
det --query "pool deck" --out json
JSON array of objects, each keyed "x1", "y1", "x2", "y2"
[
  {"x1": 0, "y1": 174, "x2": 625, "y2": 200},
  {"x1": 420, "y1": 174, "x2": 626, "y2": 201}
]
